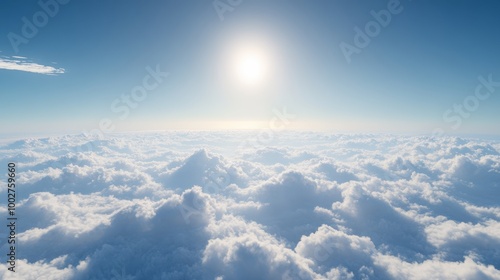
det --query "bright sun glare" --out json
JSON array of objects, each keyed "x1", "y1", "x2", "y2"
[{"x1": 234, "y1": 48, "x2": 269, "y2": 86}]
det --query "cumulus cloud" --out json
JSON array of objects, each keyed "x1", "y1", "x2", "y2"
[
  {"x1": 296, "y1": 225, "x2": 382, "y2": 279},
  {"x1": 0, "y1": 133, "x2": 499, "y2": 279},
  {"x1": 375, "y1": 254, "x2": 500, "y2": 280}
]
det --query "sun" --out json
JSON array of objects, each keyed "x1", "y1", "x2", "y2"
[{"x1": 233, "y1": 48, "x2": 269, "y2": 86}]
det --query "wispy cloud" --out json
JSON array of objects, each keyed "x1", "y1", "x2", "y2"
[{"x1": 0, "y1": 56, "x2": 64, "y2": 75}]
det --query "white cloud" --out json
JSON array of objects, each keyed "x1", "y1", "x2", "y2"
[
  {"x1": 296, "y1": 225, "x2": 379, "y2": 278},
  {"x1": 375, "y1": 254, "x2": 500, "y2": 280},
  {"x1": 0, "y1": 56, "x2": 64, "y2": 75},
  {"x1": 0, "y1": 132, "x2": 499, "y2": 279}
]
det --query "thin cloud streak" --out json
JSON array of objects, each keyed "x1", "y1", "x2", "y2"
[{"x1": 0, "y1": 56, "x2": 64, "y2": 75}]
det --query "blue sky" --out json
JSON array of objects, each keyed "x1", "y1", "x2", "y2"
[{"x1": 1, "y1": 0, "x2": 500, "y2": 136}]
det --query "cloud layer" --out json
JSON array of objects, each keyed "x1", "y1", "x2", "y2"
[{"x1": 0, "y1": 132, "x2": 499, "y2": 279}]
